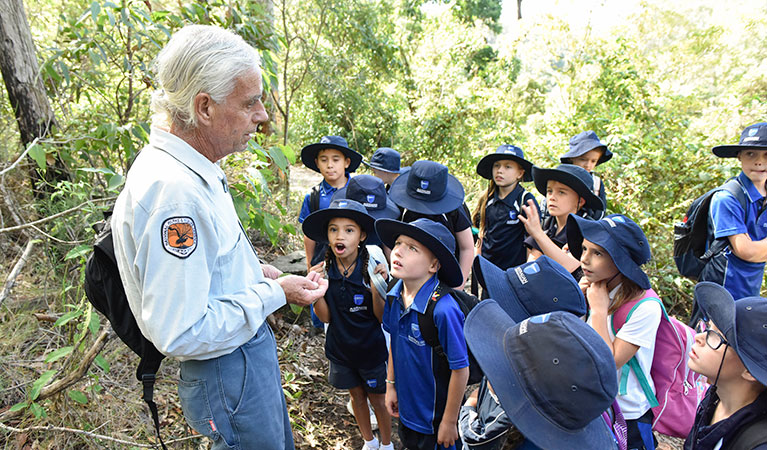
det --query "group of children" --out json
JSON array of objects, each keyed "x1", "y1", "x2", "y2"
[{"x1": 296, "y1": 125, "x2": 767, "y2": 450}]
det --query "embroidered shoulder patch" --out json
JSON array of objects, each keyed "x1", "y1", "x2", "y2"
[{"x1": 161, "y1": 216, "x2": 197, "y2": 258}]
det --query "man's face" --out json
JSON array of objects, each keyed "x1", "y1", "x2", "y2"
[{"x1": 206, "y1": 68, "x2": 267, "y2": 161}]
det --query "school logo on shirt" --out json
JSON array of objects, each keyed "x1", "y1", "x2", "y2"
[
  {"x1": 161, "y1": 217, "x2": 197, "y2": 258},
  {"x1": 353, "y1": 294, "x2": 364, "y2": 305},
  {"x1": 417, "y1": 179, "x2": 431, "y2": 195},
  {"x1": 408, "y1": 323, "x2": 426, "y2": 346},
  {"x1": 506, "y1": 209, "x2": 519, "y2": 225}
]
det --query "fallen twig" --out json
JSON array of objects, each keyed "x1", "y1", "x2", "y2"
[
  {"x1": 0, "y1": 421, "x2": 202, "y2": 448},
  {"x1": 0, "y1": 330, "x2": 110, "y2": 422},
  {"x1": 0, "y1": 240, "x2": 38, "y2": 306},
  {"x1": 0, "y1": 197, "x2": 115, "y2": 235},
  {"x1": 0, "y1": 138, "x2": 39, "y2": 177}
]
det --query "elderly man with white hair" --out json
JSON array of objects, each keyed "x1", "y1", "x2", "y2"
[{"x1": 111, "y1": 25, "x2": 327, "y2": 449}]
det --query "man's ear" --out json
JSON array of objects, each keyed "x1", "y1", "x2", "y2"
[{"x1": 194, "y1": 92, "x2": 215, "y2": 127}]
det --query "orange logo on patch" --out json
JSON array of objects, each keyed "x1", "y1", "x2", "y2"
[{"x1": 161, "y1": 217, "x2": 197, "y2": 258}]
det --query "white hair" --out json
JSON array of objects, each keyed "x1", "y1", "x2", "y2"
[{"x1": 151, "y1": 25, "x2": 260, "y2": 129}]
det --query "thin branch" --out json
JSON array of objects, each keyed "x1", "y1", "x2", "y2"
[
  {"x1": 0, "y1": 138, "x2": 39, "y2": 177},
  {"x1": 0, "y1": 240, "x2": 38, "y2": 306},
  {"x1": 0, "y1": 197, "x2": 115, "y2": 234},
  {"x1": 0, "y1": 421, "x2": 203, "y2": 448},
  {"x1": 29, "y1": 224, "x2": 89, "y2": 245}
]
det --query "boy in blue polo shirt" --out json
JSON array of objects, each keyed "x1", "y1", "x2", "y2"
[
  {"x1": 375, "y1": 218, "x2": 470, "y2": 450},
  {"x1": 692, "y1": 123, "x2": 767, "y2": 324},
  {"x1": 299, "y1": 136, "x2": 363, "y2": 330}
]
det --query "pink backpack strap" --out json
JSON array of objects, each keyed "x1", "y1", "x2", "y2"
[{"x1": 610, "y1": 289, "x2": 659, "y2": 334}]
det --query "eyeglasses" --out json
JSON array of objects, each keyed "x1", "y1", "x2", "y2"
[{"x1": 695, "y1": 319, "x2": 730, "y2": 351}]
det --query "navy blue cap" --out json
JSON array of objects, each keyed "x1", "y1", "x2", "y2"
[
  {"x1": 694, "y1": 282, "x2": 767, "y2": 386},
  {"x1": 473, "y1": 255, "x2": 587, "y2": 322},
  {"x1": 389, "y1": 160, "x2": 465, "y2": 215},
  {"x1": 301, "y1": 135, "x2": 363, "y2": 173},
  {"x1": 713, "y1": 122, "x2": 767, "y2": 158},
  {"x1": 364, "y1": 147, "x2": 401, "y2": 173},
  {"x1": 532, "y1": 164, "x2": 604, "y2": 211},
  {"x1": 465, "y1": 306, "x2": 618, "y2": 450},
  {"x1": 560, "y1": 131, "x2": 613, "y2": 165},
  {"x1": 375, "y1": 218, "x2": 463, "y2": 287},
  {"x1": 332, "y1": 175, "x2": 400, "y2": 220},
  {"x1": 301, "y1": 199, "x2": 375, "y2": 244},
  {"x1": 476, "y1": 145, "x2": 534, "y2": 182},
  {"x1": 567, "y1": 214, "x2": 652, "y2": 290}
]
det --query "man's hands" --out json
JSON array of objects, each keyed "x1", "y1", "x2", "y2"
[
  {"x1": 261, "y1": 264, "x2": 282, "y2": 280},
  {"x1": 277, "y1": 271, "x2": 328, "y2": 306}
]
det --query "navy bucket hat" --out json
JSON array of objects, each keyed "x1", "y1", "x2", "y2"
[
  {"x1": 712, "y1": 122, "x2": 767, "y2": 158},
  {"x1": 465, "y1": 307, "x2": 619, "y2": 450},
  {"x1": 560, "y1": 131, "x2": 613, "y2": 165},
  {"x1": 332, "y1": 175, "x2": 400, "y2": 221},
  {"x1": 389, "y1": 160, "x2": 465, "y2": 215},
  {"x1": 473, "y1": 255, "x2": 586, "y2": 322},
  {"x1": 301, "y1": 199, "x2": 375, "y2": 244},
  {"x1": 375, "y1": 218, "x2": 463, "y2": 287},
  {"x1": 300, "y1": 135, "x2": 363, "y2": 173},
  {"x1": 363, "y1": 147, "x2": 402, "y2": 173},
  {"x1": 532, "y1": 164, "x2": 604, "y2": 211},
  {"x1": 694, "y1": 282, "x2": 767, "y2": 386},
  {"x1": 567, "y1": 214, "x2": 652, "y2": 290},
  {"x1": 476, "y1": 145, "x2": 534, "y2": 182}
]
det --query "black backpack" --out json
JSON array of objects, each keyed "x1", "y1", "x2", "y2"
[
  {"x1": 673, "y1": 178, "x2": 747, "y2": 281},
  {"x1": 418, "y1": 283, "x2": 484, "y2": 385},
  {"x1": 83, "y1": 211, "x2": 167, "y2": 450},
  {"x1": 726, "y1": 415, "x2": 767, "y2": 449}
]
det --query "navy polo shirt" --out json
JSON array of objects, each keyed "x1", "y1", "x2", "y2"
[
  {"x1": 299, "y1": 177, "x2": 351, "y2": 265},
  {"x1": 708, "y1": 171, "x2": 767, "y2": 299},
  {"x1": 524, "y1": 218, "x2": 568, "y2": 252},
  {"x1": 383, "y1": 275, "x2": 469, "y2": 438},
  {"x1": 324, "y1": 256, "x2": 387, "y2": 370},
  {"x1": 482, "y1": 186, "x2": 538, "y2": 270}
]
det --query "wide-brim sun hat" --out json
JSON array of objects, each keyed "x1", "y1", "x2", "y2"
[
  {"x1": 712, "y1": 122, "x2": 767, "y2": 158},
  {"x1": 560, "y1": 130, "x2": 613, "y2": 165},
  {"x1": 532, "y1": 164, "x2": 604, "y2": 211},
  {"x1": 301, "y1": 135, "x2": 363, "y2": 173},
  {"x1": 375, "y1": 218, "x2": 463, "y2": 287},
  {"x1": 465, "y1": 305, "x2": 619, "y2": 450},
  {"x1": 302, "y1": 199, "x2": 375, "y2": 244},
  {"x1": 476, "y1": 144, "x2": 534, "y2": 182},
  {"x1": 473, "y1": 255, "x2": 586, "y2": 322},
  {"x1": 363, "y1": 147, "x2": 402, "y2": 173},
  {"x1": 332, "y1": 174, "x2": 400, "y2": 221},
  {"x1": 389, "y1": 160, "x2": 465, "y2": 215},
  {"x1": 693, "y1": 282, "x2": 767, "y2": 386},
  {"x1": 566, "y1": 214, "x2": 652, "y2": 290}
]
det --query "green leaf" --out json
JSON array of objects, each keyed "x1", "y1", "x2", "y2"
[
  {"x1": 45, "y1": 346, "x2": 74, "y2": 363},
  {"x1": 94, "y1": 355, "x2": 110, "y2": 372},
  {"x1": 267, "y1": 145, "x2": 289, "y2": 172},
  {"x1": 9, "y1": 402, "x2": 28, "y2": 412},
  {"x1": 289, "y1": 304, "x2": 304, "y2": 315},
  {"x1": 65, "y1": 244, "x2": 91, "y2": 260},
  {"x1": 30, "y1": 402, "x2": 46, "y2": 418},
  {"x1": 90, "y1": 2, "x2": 101, "y2": 22},
  {"x1": 68, "y1": 390, "x2": 88, "y2": 404},
  {"x1": 28, "y1": 143, "x2": 47, "y2": 170},
  {"x1": 107, "y1": 173, "x2": 125, "y2": 190},
  {"x1": 88, "y1": 309, "x2": 100, "y2": 335},
  {"x1": 30, "y1": 370, "x2": 57, "y2": 401},
  {"x1": 55, "y1": 309, "x2": 82, "y2": 327}
]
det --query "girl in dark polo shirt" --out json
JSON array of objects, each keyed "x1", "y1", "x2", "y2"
[{"x1": 302, "y1": 199, "x2": 393, "y2": 450}]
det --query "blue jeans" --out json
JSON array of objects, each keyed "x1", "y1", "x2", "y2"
[{"x1": 178, "y1": 323, "x2": 294, "y2": 450}]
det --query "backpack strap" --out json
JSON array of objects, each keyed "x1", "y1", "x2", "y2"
[
  {"x1": 593, "y1": 174, "x2": 602, "y2": 197},
  {"x1": 141, "y1": 372, "x2": 167, "y2": 450},
  {"x1": 309, "y1": 184, "x2": 321, "y2": 213},
  {"x1": 611, "y1": 293, "x2": 668, "y2": 408},
  {"x1": 418, "y1": 283, "x2": 446, "y2": 357},
  {"x1": 726, "y1": 415, "x2": 767, "y2": 450}
]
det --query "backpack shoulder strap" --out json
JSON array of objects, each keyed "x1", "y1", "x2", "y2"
[
  {"x1": 721, "y1": 177, "x2": 748, "y2": 211},
  {"x1": 726, "y1": 415, "x2": 767, "y2": 450},
  {"x1": 593, "y1": 174, "x2": 602, "y2": 197},
  {"x1": 610, "y1": 290, "x2": 667, "y2": 334},
  {"x1": 309, "y1": 183, "x2": 321, "y2": 213},
  {"x1": 417, "y1": 283, "x2": 449, "y2": 357}
]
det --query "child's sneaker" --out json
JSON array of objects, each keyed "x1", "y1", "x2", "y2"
[{"x1": 360, "y1": 437, "x2": 379, "y2": 450}]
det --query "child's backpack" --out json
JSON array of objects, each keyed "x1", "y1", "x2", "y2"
[
  {"x1": 673, "y1": 178, "x2": 747, "y2": 280},
  {"x1": 611, "y1": 290, "x2": 707, "y2": 438},
  {"x1": 83, "y1": 211, "x2": 167, "y2": 450},
  {"x1": 419, "y1": 282, "x2": 483, "y2": 385},
  {"x1": 601, "y1": 399, "x2": 628, "y2": 450},
  {"x1": 309, "y1": 183, "x2": 322, "y2": 213}
]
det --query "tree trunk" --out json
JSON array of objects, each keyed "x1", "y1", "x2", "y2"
[
  {"x1": 517, "y1": 0, "x2": 522, "y2": 19},
  {"x1": 0, "y1": 0, "x2": 68, "y2": 192}
]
